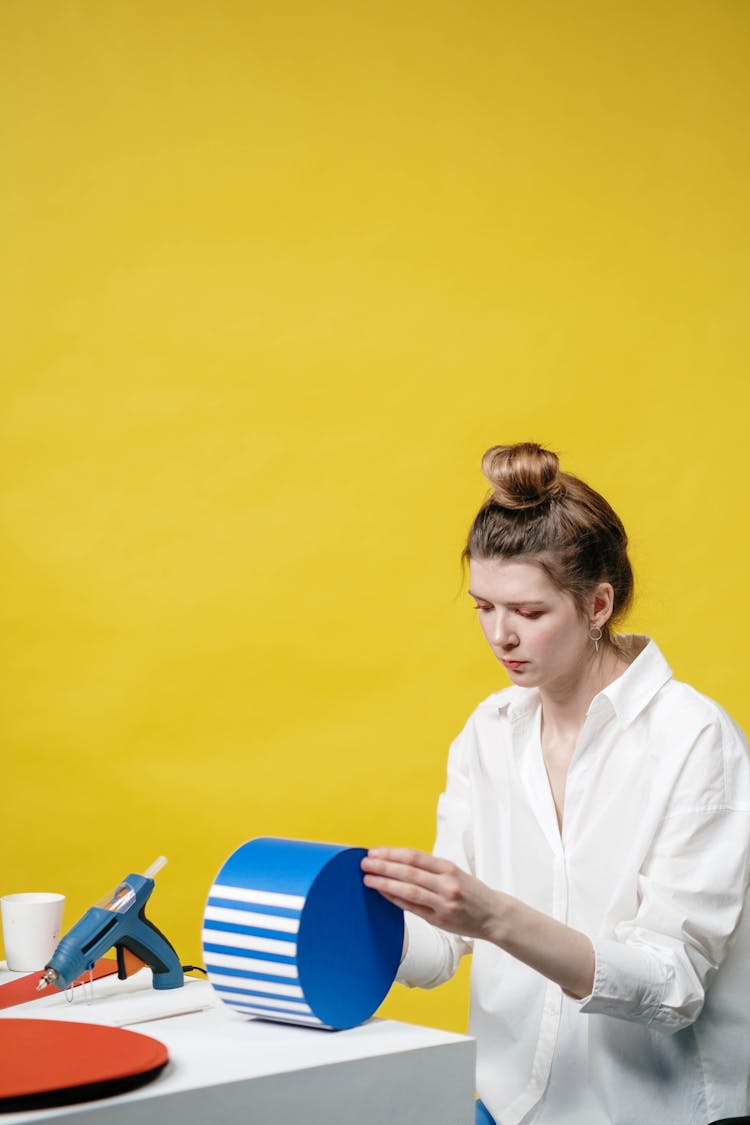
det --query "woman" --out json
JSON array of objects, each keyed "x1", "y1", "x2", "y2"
[{"x1": 361, "y1": 443, "x2": 750, "y2": 1125}]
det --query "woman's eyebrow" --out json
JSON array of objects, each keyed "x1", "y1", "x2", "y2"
[{"x1": 467, "y1": 591, "x2": 546, "y2": 606}]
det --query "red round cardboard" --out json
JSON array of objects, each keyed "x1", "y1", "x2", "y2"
[{"x1": 0, "y1": 1019, "x2": 168, "y2": 1111}]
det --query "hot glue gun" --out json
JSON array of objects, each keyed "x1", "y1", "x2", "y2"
[{"x1": 37, "y1": 856, "x2": 184, "y2": 992}]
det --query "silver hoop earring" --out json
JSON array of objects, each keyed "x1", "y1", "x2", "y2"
[{"x1": 589, "y1": 624, "x2": 603, "y2": 654}]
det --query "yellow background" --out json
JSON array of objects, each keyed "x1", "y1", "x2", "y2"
[{"x1": 2, "y1": 1, "x2": 749, "y2": 1033}]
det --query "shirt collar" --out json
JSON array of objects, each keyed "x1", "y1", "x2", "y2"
[
  {"x1": 596, "y1": 635, "x2": 672, "y2": 726},
  {"x1": 495, "y1": 686, "x2": 540, "y2": 723},
  {"x1": 494, "y1": 635, "x2": 672, "y2": 728}
]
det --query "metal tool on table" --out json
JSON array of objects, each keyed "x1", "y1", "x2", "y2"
[{"x1": 37, "y1": 857, "x2": 184, "y2": 993}]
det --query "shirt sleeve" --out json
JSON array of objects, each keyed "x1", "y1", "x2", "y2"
[
  {"x1": 396, "y1": 725, "x2": 475, "y2": 989},
  {"x1": 397, "y1": 910, "x2": 470, "y2": 988},
  {"x1": 581, "y1": 716, "x2": 750, "y2": 1033}
]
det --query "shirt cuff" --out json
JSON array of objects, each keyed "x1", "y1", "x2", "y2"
[
  {"x1": 396, "y1": 912, "x2": 461, "y2": 990},
  {"x1": 579, "y1": 938, "x2": 666, "y2": 1024}
]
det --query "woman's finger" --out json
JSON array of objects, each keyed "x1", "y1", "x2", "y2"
[
  {"x1": 361, "y1": 857, "x2": 448, "y2": 895},
  {"x1": 366, "y1": 847, "x2": 451, "y2": 874},
  {"x1": 362, "y1": 872, "x2": 442, "y2": 912},
  {"x1": 364, "y1": 886, "x2": 436, "y2": 921},
  {"x1": 362, "y1": 850, "x2": 456, "y2": 891}
]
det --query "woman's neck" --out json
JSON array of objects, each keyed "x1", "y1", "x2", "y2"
[{"x1": 539, "y1": 643, "x2": 630, "y2": 741}]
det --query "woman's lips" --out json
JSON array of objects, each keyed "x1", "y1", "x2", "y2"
[{"x1": 502, "y1": 660, "x2": 527, "y2": 671}]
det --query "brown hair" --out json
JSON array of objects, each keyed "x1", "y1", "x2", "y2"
[{"x1": 464, "y1": 443, "x2": 634, "y2": 632}]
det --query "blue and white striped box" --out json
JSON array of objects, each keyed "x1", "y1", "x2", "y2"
[{"x1": 202, "y1": 837, "x2": 404, "y2": 1030}]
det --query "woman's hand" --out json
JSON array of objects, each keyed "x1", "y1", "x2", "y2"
[
  {"x1": 361, "y1": 847, "x2": 500, "y2": 941},
  {"x1": 362, "y1": 846, "x2": 596, "y2": 999}
]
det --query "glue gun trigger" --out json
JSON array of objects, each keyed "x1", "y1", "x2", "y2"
[{"x1": 114, "y1": 944, "x2": 147, "y2": 981}]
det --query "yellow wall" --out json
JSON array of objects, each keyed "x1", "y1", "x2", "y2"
[{"x1": 2, "y1": 1, "x2": 749, "y2": 1032}]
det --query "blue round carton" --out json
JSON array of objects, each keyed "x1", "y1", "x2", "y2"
[{"x1": 202, "y1": 837, "x2": 404, "y2": 1030}]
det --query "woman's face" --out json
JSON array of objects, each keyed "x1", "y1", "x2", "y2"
[{"x1": 468, "y1": 556, "x2": 593, "y2": 693}]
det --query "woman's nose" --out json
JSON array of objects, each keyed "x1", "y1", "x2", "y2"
[{"x1": 493, "y1": 616, "x2": 519, "y2": 648}]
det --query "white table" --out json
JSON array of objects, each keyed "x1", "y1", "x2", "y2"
[{"x1": 0, "y1": 967, "x2": 476, "y2": 1124}]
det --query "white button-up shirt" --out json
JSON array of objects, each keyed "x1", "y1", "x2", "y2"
[{"x1": 398, "y1": 637, "x2": 750, "y2": 1125}]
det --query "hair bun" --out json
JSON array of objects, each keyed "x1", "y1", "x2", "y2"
[{"x1": 481, "y1": 443, "x2": 563, "y2": 510}]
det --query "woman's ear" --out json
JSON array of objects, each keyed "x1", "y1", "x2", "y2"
[{"x1": 589, "y1": 582, "x2": 615, "y2": 627}]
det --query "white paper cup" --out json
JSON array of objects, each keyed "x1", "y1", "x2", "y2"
[{"x1": 1, "y1": 892, "x2": 65, "y2": 973}]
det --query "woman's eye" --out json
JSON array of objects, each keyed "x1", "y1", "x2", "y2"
[
  {"x1": 517, "y1": 610, "x2": 543, "y2": 619},
  {"x1": 474, "y1": 604, "x2": 493, "y2": 613}
]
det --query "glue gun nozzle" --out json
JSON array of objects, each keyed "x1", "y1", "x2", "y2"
[{"x1": 36, "y1": 967, "x2": 57, "y2": 992}]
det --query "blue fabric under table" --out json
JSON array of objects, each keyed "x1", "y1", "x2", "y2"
[{"x1": 475, "y1": 1099, "x2": 495, "y2": 1125}]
